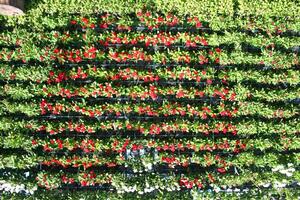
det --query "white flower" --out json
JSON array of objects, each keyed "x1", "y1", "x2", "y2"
[
  {"x1": 263, "y1": 183, "x2": 271, "y2": 188},
  {"x1": 272, "y1": 165, "x2": 284, "y2": 172},
  {"x1": 243, "y1": 188, "x2": 249, "y2": 193},
  {"x1": 234, "y1": 188, "x2": 240, "y2": 192},
  {"x1": 146, "y1": 163, "x2": 153, "y2": 170},
  {"x1": 286, "y1": 172, "x2": 293, "y2": 177},
  {"x1": 279, "y1": 169, "x2": 288, "y2": 174},
  {"x1": 133, "y1": 185, "x2": 137, "y2": 191},
  {"x1": 24, "y1": 172, "x2": 30, "y2": 177},
  {"x1": 289, "y1": 168, "x2": 295, "y2": 172},
  {"x1": 214, "y1": 187, "x2": 220, "y2": 193},
  {"x1": 226, "y1": 188, "x2": 233, "y2": 193},
  {"x1": 274, "y1": 181, "x2": 286, "y2": 188}
]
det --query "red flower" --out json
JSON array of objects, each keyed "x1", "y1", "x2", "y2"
[
  {"x1": 31, "y1": 140, "x2": 38, "y2": 145},
  {"x1": 179, "y1": 178, "x2": 188, "y2": 186},
  {"x1": 90, "y1": 23, "x2": 95, "y2": 29},
  {"x1": 200, "y1": 38, "x2": 208, "y2": 46},
  {"x1": 61, "y1": 175, "x2": 68, "y2": 183},
  {"x1": 89, "y1": 111, "x2": 94, "y2": 118},
  {"x1": 107, "y1": 162, "x2": 117, "y2": 167},
  {"x1": 169, "y1": 144, "x2": 175, "y2": 152},
  {"x1": 163, "y1": 144, "x2": 169, "y2": 151},
  {"x1": 176, "y1": 90, "x2": 185, "y2": 98},
  {"x1": 57, "y1": 140, "x2": 63, "y2": 149},
  {"x1": 70, "y1": 20, "x2": 77, "y2": 25},
  {"x1": 81, "y1": 180, "x2": 88, "y2": 186},
  {"x1": 126, "y1": 123, "x2": 132, "y2": 130},
  {"x1": 217, "y1": 168, "x2": 226, "y2": 173},
  {"x1": 82, "y1": 17, "x2": 89, "y2": 24},
  {"x1": 53, "y1": 48, "x2": 60, "y2": 54},
  {"x1": 100, "y1": 23, "x2": 108, "y2": 29},
  {"x1": 208, "y1": 173, "x2": 215, "y2": 182},
  {"x1": 206, "y1": 79, "x2": 213, "y2": 85},
  {"x1": 149, "y1": 90, "x2": 157, "y2": 100},
  {"x1": 230, "y1": 92, "x2": 236, "y2": 101},
  {"x1": 232, "y1": 130, "x2": 237, "y2": 135},
  {"x1": 69, "y1": 178, "x2": 74, "y2": 184},
  {"x1": 196, "y1": 22, "x2": 202, "y2": 28}
]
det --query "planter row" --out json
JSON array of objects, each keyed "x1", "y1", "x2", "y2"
[
  {"x1": 0, "y1": 79, "x2": 297, "y2": 90},
  {"x1": 2, "y1": 146, "x2": 300, "y2": 157},
  {"x1": 1, "y1": 60, "x2": 298, "y2": 71},
  {"x1": 38, "y1": 43, "x2": 225, "y2": 51},
  {"x1": 241, "y1": 43, "x2": 300, "y2": 54},
  {"x1": 2, "y1": 164, "x2": 299, "y2": 175},
  {"x1": 31, "y1": 11, "x2": 300, "y2": 21},
  {"x1": 0, "y1": 114, "x2": 236, "y2": 122},
  {"x1": 19, "y1": 40, "x2": 297, "y2": 54},
  {"x1": 0, "y1": 79, "x2": 226, "y2": 87},
  {"x1": 0, "y1": 95, "x2": 226, "y2": 105},
  {"x1": 26, "y1": 131, "x2": 298, "y2": 140},
  {"x1": 236, "y1": 28, "x2": 300, "y2": 37},
  {"x1": 237, "y1": 80, "x2": 300, "y2": 90},
  {"x1": 245, "y1": 97, "x2": 300, "y2": 108},
  {"x1": 18, "y1": 24, "x2": 300, "y2": 38},
  {"x1": 3, "y1": 114, "x2": 297, "y2": 122},
  {"x1": 40, "y1": 182, "x2": 300, "y2": 192}
]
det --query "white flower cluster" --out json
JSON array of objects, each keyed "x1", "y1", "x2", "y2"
[
  {"x1": 116, "y1": 184, "x2": 137, "y2": 194},
  {"x1": 0, "y1": 181, "x2": 37, "y2": 195},
  {"x1": 114, "y1": 182, "x2": 180, "y2": 194},
  {"x1": 144, "y1": 163, "x2": 153, "y2": 171},
  {"x1": 130, "y1": 162, "x2": 155, "y2": 173},
  {"x1": 272, "y1": 163, "x2": 295, "y2": 177},
  {"x1": 273, "y1": 180, "x2": 288, "y2": 189},
  {"x1": 211, "y1": 186, "x2": 247, "y2": 193}
]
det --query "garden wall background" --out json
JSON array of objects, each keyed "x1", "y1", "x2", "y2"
[{"x1": 0, "y1": 0, "x2": 299, "y2": 199}]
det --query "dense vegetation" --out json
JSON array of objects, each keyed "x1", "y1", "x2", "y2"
[{"x1": 0, "y1": 0, "x2": 299, "y2": 199}]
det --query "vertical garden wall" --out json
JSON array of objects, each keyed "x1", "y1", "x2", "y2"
[{"x1": 0, "y1": 0, "x2": 299, "y2": 199}]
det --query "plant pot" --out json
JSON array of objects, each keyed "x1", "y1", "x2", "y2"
[{"x1": 0, "y1": 0, "x2": 24, "y2": 16}]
